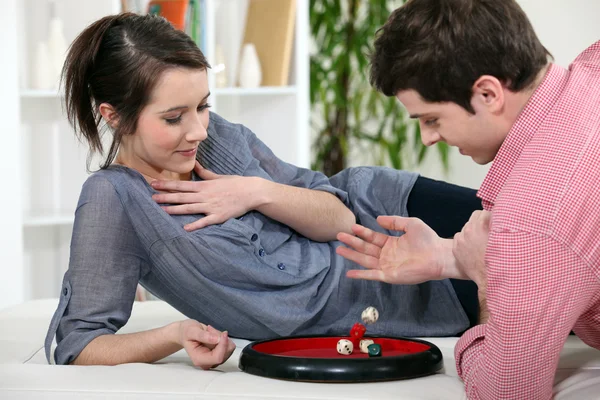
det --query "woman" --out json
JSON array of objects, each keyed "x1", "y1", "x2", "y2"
[{"x1": 45, "y1": 13, "x2": 480, "y2": 369}]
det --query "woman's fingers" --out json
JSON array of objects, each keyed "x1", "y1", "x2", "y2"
[
  {"x1": 195, "y1": 161, "x2": 220, "y2": 180},
  {"x1": 151, "y1": 179, "x2": 200, "y2": 192},
  {"x1": 189, "y1": 324, "x2": 221, "y2": 346},
  {"x1": 161, "y1": 204, "x2": 206, "y2": 215},
  {"x1": 184, "y1": 215, "x2": 221, "y2": 231},
  {"x1": 184, "y1": 325, "x2": 234, "y2": 370},
  {"x1": 207, "y1": 325, "x2": 237, "y2": 355},
  {"x1": 197, "y1": 331, "x2": 231, "y2": 370},
  {"x1": 152, "y1": 192, "x2": 203, "y2": 204}
]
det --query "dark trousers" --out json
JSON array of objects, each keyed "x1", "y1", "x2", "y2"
[{"x1": 407, "y1": 176, "x2": 483, "y2": 328}]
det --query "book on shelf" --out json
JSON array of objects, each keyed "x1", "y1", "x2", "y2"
[
  {"x1": 242, "y1": 0, "x2": 297, "y2": 86},
  {"x1": 147, "y1": 0, "x2": 207, "y2": 53}
]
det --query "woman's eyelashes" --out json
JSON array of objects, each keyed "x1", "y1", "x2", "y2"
[
  {"x1": 164, "y1": 103, "x2": 212, "y2": 126},
  {"x1": 165, "y1": 115, "x2": 182, "y2": 125}
]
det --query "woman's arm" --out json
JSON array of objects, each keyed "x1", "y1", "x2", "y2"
[
  {"x1": 46, "y1": 176, "x2": 234, "y2": 368},
  {"x1": 254, "y1": 177, "x2": 355, "y2": 242},
  {"x1": 73, "y1": 319, "x2": 235, "y2": 368},
  {"x1": 153, "y1": 163, "x2": 355, "y2": 242},
  {"x1": 152, "y1": 117, "x2": 356, "y2": 240}
]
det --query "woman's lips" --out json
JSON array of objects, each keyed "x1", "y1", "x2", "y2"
[{"x1": 177, "y1": 149, "x2": 197, "y2": 157}]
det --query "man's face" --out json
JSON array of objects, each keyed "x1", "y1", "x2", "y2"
[{"x1": 396, "y1": 90, "x2": 506, "y2": 165}]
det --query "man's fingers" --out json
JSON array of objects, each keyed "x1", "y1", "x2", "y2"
[
  {"x1": 349, "y1": 224, "x2": 389, "y2": 248},
  {"x1": 346, "y1": 268, "x2": 386, "y2": 281},
  {"x1": 336, "y1": 232, "x2": 382, "y2": 258},
  {"x1": 335, "y1": 246, "x2": 380, "y2": 270},
  {"x1": 376, "y1": 215, "x2": 413, "y2": 233},
  {"x1": 348, "y1": 264, "x2": 437, "y2": 285}
]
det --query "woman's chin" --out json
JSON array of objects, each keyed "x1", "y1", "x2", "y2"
[{"x1": 168, "y1": 161, "x2": 196, "y2": 178}]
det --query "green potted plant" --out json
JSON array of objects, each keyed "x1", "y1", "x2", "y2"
[{"x1": 310, "y1": 0, "x2": 449, "y2": 176}]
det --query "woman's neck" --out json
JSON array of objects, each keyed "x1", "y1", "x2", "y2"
[{"x1": 114, "y1": 153, "x2": 192, "y2": 184}]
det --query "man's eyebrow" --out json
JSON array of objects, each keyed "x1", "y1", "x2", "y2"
[
  {"x1": 157, "y1": 92, "x2": 211, "y2": 114},
  {"x1": 409, "y1": 113, "x2": 422, "y2": 119}
]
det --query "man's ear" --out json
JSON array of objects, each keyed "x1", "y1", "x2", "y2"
[
  {"x1": 470, "y1": 75, "x2": 505, "y2": 114},
  {"x1": 98, "y1": 103, "x2": 120, "y2": 129}
]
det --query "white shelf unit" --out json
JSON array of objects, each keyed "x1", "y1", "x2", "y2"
[
  {"x1": 23, "y1": 212, "x2": 75, "y2": 227},
  {"x1": 20, "y1": 86, "x2": 299, "y2": 98},
  {"x1": 1, "y1": 0, "x2": 310, "y2": 308}
]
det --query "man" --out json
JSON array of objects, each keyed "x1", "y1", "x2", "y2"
[{"x1": 336, "y1": 0, "x2": 600, "y2": 399}]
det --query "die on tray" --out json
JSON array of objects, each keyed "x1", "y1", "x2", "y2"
[
  {"x1": 350, "y1": 322, "x2": 366, "y2": 339},
  {"x1": 367, "y1": 343, "x2": 382, "y2": 357},
  {"x1": 350, "y1": 322, "x2": 367, "y2": 346}
]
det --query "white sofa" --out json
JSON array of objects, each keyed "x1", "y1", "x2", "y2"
[{"x1": 1, "y1": 299, "x2": 599, "y2": 399}]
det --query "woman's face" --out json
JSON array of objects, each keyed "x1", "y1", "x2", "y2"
[{"x1": 119, "y1": 68, "x2": 210, "y2": 180}]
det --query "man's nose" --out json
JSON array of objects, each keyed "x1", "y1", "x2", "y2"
[{"x1": 420, "y1": 125, "x2": 441, "y2": 146}]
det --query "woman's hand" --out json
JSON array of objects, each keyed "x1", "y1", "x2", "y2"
[
  {"x1": 176, "y1": 319, "x2": 236, "y2": 370},
  {"x1": 151, "y1": 161, "x2": 261, "y2": 231}
]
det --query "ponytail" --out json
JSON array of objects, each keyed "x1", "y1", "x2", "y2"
[{"x1": 63, "y1": 14, "x2": 121, "y2": 158}]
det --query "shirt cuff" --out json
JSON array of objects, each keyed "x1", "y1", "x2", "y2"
[
  {"x1": 455, "y1": 323, "x2": 487, "y2": 378},
  {"x1": 54, "y1": 328, "x2": 115, "y2": 365}
]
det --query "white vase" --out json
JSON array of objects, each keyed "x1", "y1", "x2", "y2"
[
  {"x1": 32, "y1": 42, "x2": 53, "y2": 90},
  {"x1": 47, "y1": 18, "x2": 67, "y2": 89},
  {"x1": 215, "y1": 0, "x2": 249, "y2": 88},
  {"x1": 214, "y1": 44, "x2": 228, "y2": 88},
  {"x1": 238, "y1": 43, "x2": 262, "y2": 88},
  {"x1": 47, "y1": 1, "x2": 68, "y2": 89}
]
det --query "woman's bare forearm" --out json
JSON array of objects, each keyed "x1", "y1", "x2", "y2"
[
  {"x1": 72, "y1": 321, "x2": 182, "y2": 365},
  {"x1": 254, "y1": 178, "x2": 355, "y2": 242}
]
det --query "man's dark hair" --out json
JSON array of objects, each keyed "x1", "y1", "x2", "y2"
[{"x1": 370, "y1": 0, "x2": 551, "y2": 112}]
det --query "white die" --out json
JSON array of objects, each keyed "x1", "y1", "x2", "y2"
[
  {"x1": 361, "y1": 306, "x2": 379, "y2": 324},
  {"x1": 337, "y1": 339, "x2": 354, "y2": 355},
  {"x1": 359, "y1": 339, "x2": 375, "y2": 354}
]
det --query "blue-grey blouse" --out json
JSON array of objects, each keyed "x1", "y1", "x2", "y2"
[{"x1": 45, "y1": 113, "x2": 468, "y2": 364}]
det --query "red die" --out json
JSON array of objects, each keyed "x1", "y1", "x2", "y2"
[{"x1": 350, "y1": 322, "x2": 366, "y2": 342}]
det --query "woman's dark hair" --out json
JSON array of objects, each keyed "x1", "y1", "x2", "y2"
[
  {"x1": 369, "y1": 0, "x2": 551, "y2": 113},
  {"x1": 63, "y1": 12, "x2": 210, "y2": 169}
]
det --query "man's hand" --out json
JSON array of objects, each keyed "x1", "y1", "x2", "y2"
[
  {"x1": 151, "y1": 161, "x2": 260, "y2": 231},
  {"x1": 336, "y1": 216, "x2": 465, "y2": 284},
  {"x1": 452, "y1": 210, "x2": 491, "y2": 291},
  {"x1": 176, "y1": 320, "x2": 236, "y2": 370}
]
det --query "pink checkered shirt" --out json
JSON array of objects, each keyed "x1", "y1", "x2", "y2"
[{"x1": 455, "y1": 41, "x2": 600, "y2": 399}]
